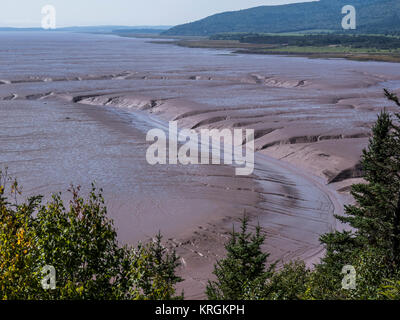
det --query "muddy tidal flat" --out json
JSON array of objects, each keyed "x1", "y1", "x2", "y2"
[{"x1": 1, "y1": 31, "x2": 400, "y2": 298}]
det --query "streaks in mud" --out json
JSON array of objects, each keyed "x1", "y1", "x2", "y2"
[
  {"x1": 0, "y1": 69, "x2": 389, "y2": 187},
  {"x1": 248, "y1": 73, "x2": 308, "y2": 88},
  {"x1": 73, "y1": 94, "x2": 166, "y2": 113},
  {"x1": 26, "y1": 92, "x2": 55, "y2": 100},
  {"x1": 0, "y1": 70, "x2": 311, "y2": 89}
]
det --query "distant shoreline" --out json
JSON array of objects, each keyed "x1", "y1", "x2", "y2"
[
  {"x1": 234, "y1": 49, "x2": 400, "y2": 63},
  {"x1": 5, "y1": 29, "x2": 398, "y2": 64},
  {"x1": 111, "y1": 32, "x2": 400, "y2": 64},
  {"x1": 146, "y1": 38, "x2": 400, "y2": 64}
]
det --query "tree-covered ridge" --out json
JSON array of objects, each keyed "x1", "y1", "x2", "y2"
[
  {"x1": 163, "y1": 0, "x2": 400, "y2": 36},
  {"x1": 211, "y1": 33, "x2": 400, "y2": 50}
]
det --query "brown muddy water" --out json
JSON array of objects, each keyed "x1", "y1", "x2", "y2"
[{"x1": 1, "y1": 32, "x2": 400, "y2": 298}]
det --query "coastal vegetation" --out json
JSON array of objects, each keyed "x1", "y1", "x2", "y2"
[
  {"x1": 1, "y1": 91, "x2": 400, "y2": 300},
  {"x1": 210, "y1": 33, "x2": 400, "y2": 51},
  {"x1": 0, "y1": 180, "x2": 182, "y2": 300},
  {"x1": 168, "y1": 33, "x2": 400, "y2": 63}
]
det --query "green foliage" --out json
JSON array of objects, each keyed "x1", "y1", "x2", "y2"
[
  {"x1": 351, "y1": 248, "x2": 394, "y2": 299},
  {"x1": 264, "y1": 261, "x2": 310, "y2": 300},
  {"x1": 379, "y1": 279, "x2": 400, "y2": 299},
  {"x1": 303, "y1": 91, "x2": 400, "y2": 299},
  {"x1": 206, "y1": 216, "x2": 275, "y2": 300},
  {"x1": 320, "y1": 105, "x2": 400, "y2": 268},
  {"x1": 118, "y1": 233, "x2": 183, "y2": 300},
  {"x1": 240, "y1": 260, "x2": 311, "y2": 300},
  {"x1": 302, "y1": 247, "x2": 392, "y2": 299},
  {"x1": 211, "y1": 34, "x2": 400, "y2": 52},
  {"x1": 0, "y1": 176, "x2": 182, "y2": 300},
  {"x1": 222, "y1": 91, "x2": 400, "y2": 301},
  {"x1": 0, "y1": 170, "x2": 41, "y2": 299},
  {"x1": 32, "y1": 185, "x2": 125, "y2": 299}
]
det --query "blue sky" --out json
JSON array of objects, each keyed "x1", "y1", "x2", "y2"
[{"x1": 0, "y1": 0, "x2": 317, "y2": 27}]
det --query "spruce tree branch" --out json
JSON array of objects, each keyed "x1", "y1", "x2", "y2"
[
  {"x1": 384, "y1": 89, "x2": 400, "y2": 107},
  {"x1": 369, "y1": 157, "x2": 400, "y2": 181}
]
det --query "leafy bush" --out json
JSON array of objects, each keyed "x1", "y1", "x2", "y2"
[
  {"x1": 265, "y1": 261, "x2": 310, "y2": 300},
  {"x1": 379, "y1": 279, "x2": 400, "y2": 299},
  {"x1": 0, "y1": 171, "x2": 39, "y2": 299},
  {"x1": 117, "y1": 233, "x2": 183, "y2": 300},
  {"x1": 0, "y1": 175, "x2": 182, "y2": 300}
]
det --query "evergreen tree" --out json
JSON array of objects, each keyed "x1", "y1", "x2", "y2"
[
  {"x1": 206, "y1": 216, "x2": 275, "y2": 300},
  {"x1": 320, "y1": 105, "x2": 400, "y2": 264},
  {"x1": 384, "y1": 89, "x2": 400, "y2": 266},
  {"x1": 121, "y1": 232, "x2": 183, "y2": 300},
  {"x1": 312, "y1": 91, "x2": 400, "y2": 299},
  {"x1": 263, "y1": 261, "x2": 310, "y2": 300}
]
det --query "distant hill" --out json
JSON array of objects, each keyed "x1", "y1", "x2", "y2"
[{"x1": 163, "y1": 0, "x2": 400, "y2": 36}]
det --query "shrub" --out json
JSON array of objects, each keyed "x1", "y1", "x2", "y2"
[
  {"x1": 0, "y1": 174, "x2": 182, "y2": 300},
  {"x1": 206, "y1": 216, "x2": 275, "y2": 300}
]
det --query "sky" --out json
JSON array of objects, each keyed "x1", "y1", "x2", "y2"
[{"x1": 0, "y1": 0, "x2": 317, "y2": 28}]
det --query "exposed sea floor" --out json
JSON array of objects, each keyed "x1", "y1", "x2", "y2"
[{"x1": 1, "y1": 32, "x2": 399, "y2": 298}]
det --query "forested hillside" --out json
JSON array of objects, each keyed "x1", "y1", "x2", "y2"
[{"x1": 163, "y1": 0, "x2": 400, "y2": 36}]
